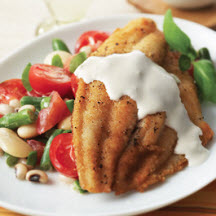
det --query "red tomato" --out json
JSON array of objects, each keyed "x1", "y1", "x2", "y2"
[
  {"x1": 75, "y1": 31, "x2": 110, "y2": 53},
  {"x1": 71, "y1": 74, "x2": 79, "y2": 97},
  {"x1": 50, "y1": 133, "x2": 78, "y2": 178},
  {"x1": 27, "y1": 140, "x2": 45, "y2": 163},
  {"x1": 0, "y1": 79, "x2": 27, "y2": 104},
  {"x1": 0, "y1": 114, "x2": 3, "y2": 118},
  {"x1": 37, "y1": 91, "x2": 71, "y2": 134},
  {"x1": 29, "y1": 64, "x2": 72, "y2": 97}
]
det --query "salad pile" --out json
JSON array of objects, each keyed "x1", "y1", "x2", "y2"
[
  {"x1": 0, "y1": 30, "x2": 109, "y2": 192},
  {"x1": 0, "y1": 10, "x2": 215, "y2": 193}
]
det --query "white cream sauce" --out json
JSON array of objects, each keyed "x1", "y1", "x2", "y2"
[{"x1": 75, "y1": 50, "x2": 209, "y2": 166}]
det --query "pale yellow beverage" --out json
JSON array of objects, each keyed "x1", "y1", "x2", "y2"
[{"x1": 44, "y1": 0, "x2": 93, "y2": 24}]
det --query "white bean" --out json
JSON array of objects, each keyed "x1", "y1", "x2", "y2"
[
  {"x1": 9, "y1": 99, "x2": 21, "y2": 109},
  {"x1": 44, "y1": 51, "x2": 72, "y2": 65},
  {"x1": 17, "y1": 123, "x2": 38, "y2": 139},
  {"x1": 57, "y1": 115, "x2": 71, "y2": 130},
  {"x1": 59, "y1": 174, "x2": 75, "y2": 184},
  {"x1": 0, "y1": 104, "x2": 14, "y2": 115},
  {"x1": 0, "y1": 128, "x2": 33, "y2": 158},
  {"x1": 18, "y1": 105, "x2": 36, "y2": 113},
  {"x1": 79, "y1": 46, "x2": 92, "y2": 56}
]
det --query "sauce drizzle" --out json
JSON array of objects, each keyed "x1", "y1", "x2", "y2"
[{"x1": 75, "y1": 50, "x2": 209, "y2": 166}]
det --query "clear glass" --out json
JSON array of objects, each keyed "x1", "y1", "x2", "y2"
[{"x1": 36, "y1": 0, "x2": 93, "y2": 36}]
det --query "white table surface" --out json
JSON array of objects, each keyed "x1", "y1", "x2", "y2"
[{"x1": 0, "y1": 0, "x2": 140, "y2": 60}]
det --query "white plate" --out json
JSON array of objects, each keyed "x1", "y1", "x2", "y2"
[{"x1": 0, "y1": 14, "x2": 216, "y2": 216}]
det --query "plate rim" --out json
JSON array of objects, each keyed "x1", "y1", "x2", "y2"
[{"x1": 0, "y1": 13, "x2": 216, "y2": 216}]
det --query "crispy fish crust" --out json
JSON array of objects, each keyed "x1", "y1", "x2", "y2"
[{"x1": 72, "y1": 18, "x2": 214, "y2": 194}]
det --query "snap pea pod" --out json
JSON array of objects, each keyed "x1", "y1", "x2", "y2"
[
  {"x1": 27, "y1": 151, "x2": 37, "y2": 167},
  {"x1": 22, "y1": 63, "x2": 32, "y2": 91},
  {"x1": 198, "y1": 48, "x2": 211, "y2": 60},
  {"x1": 52, "y1": 38, "x2": 70, "y2": 53},
  {"x1": 21, "y1": 96, "x2": 44, "y2": 110},
  {"x1": 0, "y1": 109, "x2": 36, "y2": 129},
  {"x1": 73, "y1": 180, "x2": 88, "y2": 194},
  {"x1": 5, "y1": 153, "x2": 19, "y2": 167},
  {"x1": 69, "y1": 52, "x2": 87, "y2": 73},
  {"x1": 66, "y1": 99, "x2": 74, "y2": 113},
  {"x1": 193, "y1": 60, "x2": 216, "y2": 103},
  {"x1": 40, "y1": 97, "x2": 51, "y2": 109},
  {"x1": 40, "y1": 129, "x2": 71, "y2": 170}
]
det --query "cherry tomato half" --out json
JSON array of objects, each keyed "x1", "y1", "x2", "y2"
[
  {"x1": 37, "y1": 91, "x2": 71, "y2": 134},
  {"x1": 0, "y1": 79, "x2": 27, "y2": 104},
  {"x1": 27, "y1": 140, "x2": 45, "y2": 163},
  {"x1": 71, "y1": 73, "x2": 79, "y2": 98},
  {"x1": 75, "y1": 31, "x2": 110, "y2": 53},
  {"x1": 50, "y1": 133, "x2": 78, "y2": 178},
  {"x1": 29, "y1": 64, "x2": 72, "y2": 97}
]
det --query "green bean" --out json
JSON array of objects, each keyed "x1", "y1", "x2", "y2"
[
  {"x1": 0, "y1": 109, "x2": 36, "y2": 129},
  {"x1": 6, "y1": 154, "x2": 19, "y2": 167},
  {"x1": 40, "y1": 129, "x2": 64, "y2": 170},
  {"x1": 22, "y1": 63, "x2": 32, "y2": 91},
  {"x1": 66, "y1": 100, "x2": 74, "y2": 113},
  {"x1": 73, "y1": 180, "x2": 88, "y2": 193},
  {"x1": 52, "y1": 38, "x2": 70, "y2": 53},
  {"x1": 21, "y1": 96, "x2": 44, "y2": 110},
  {"x1": 40, "y1": 97, "x2": 51, "y2": 109},
  {"x1": 198, "y1": 48, "x2": 211, "y2": 60},
  {"x1": 69, "y1": 52, "x2": 87, "y2": 73},
  {"x1": 27, "y1": 151, "x2": 37, "y2": 167}
]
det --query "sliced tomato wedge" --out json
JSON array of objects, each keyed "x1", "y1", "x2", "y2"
[
  {"x1": 75, "y1": 31, "x2": 110, "y2": 53},
  {"x1": 37, "y1": 91, "x2": 71, "y2": 134},
  {"x1": 27, "y1": 140, "x2": 45, "y2": 163},
  {"x1": 29, "y1": 64, "x2": 72, "y2": 97},
  {"x1": 71, "y1": 74, "x2": 79, "y2": 97},
  {"x1": 50, "y1": 133, "x2": 78, "y2": 178},
  {"x1": 0, "y1": 79, "x2": 27, "y2": 104}
]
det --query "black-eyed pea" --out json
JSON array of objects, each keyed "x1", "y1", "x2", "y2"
[
  {"x1": 26, "y1": 170, "x2": 48, "y2": 184},
  {"x1": 15, "y1": 163, "x2": 28, "y2": 180}
]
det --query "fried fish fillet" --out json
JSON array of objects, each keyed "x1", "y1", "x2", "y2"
[{"x1": 72, "y1": 18, "x2": 214, "y2": 194}]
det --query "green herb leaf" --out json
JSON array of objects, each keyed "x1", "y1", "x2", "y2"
[
  {"x1": 73, "y1": 180, "x2": 88, "y2": 194},
  {"x1": 193, "y1": 59, "x2": 216, "y2": 103},
  {"x1": 22, "y1": 63, "x2": 32, "y2": 92},
  {"x1": 69, "y1": 52, "x2": 87, "y2": 73},
  {"x1": 52, "y1": 38, "x2": 70, "y2": 53},
  {"x1": 163, "y1": 9, "x2": 197, "y2": 60},
  {"x1": 66, "y1": 99, "x2": 74, "y2": 113},
  {"x1": 52, "y1": 55, "x2": 63, "y2": 68},
  {"x1": 179, "y1": 54, "x2": 191, "y2": 71},
  {"x1": 27, "y1": 151, "x2": 37, "y2": 167},
  {"x1": 198, "y1": 48, "x2": 211, "y2": 60}
]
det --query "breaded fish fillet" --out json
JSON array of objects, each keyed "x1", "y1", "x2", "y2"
[{"x1": 72, "y1": 18, "x2": 214, "y2": 194}]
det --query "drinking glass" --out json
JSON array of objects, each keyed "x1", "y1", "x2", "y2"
[{"x1": 36, "y1": 0, "x2": 93, "y2": 35}]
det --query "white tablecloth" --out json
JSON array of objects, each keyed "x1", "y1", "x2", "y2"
[{"x1": 0, "y1": 0, "x2": 140, "y2": 59}]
